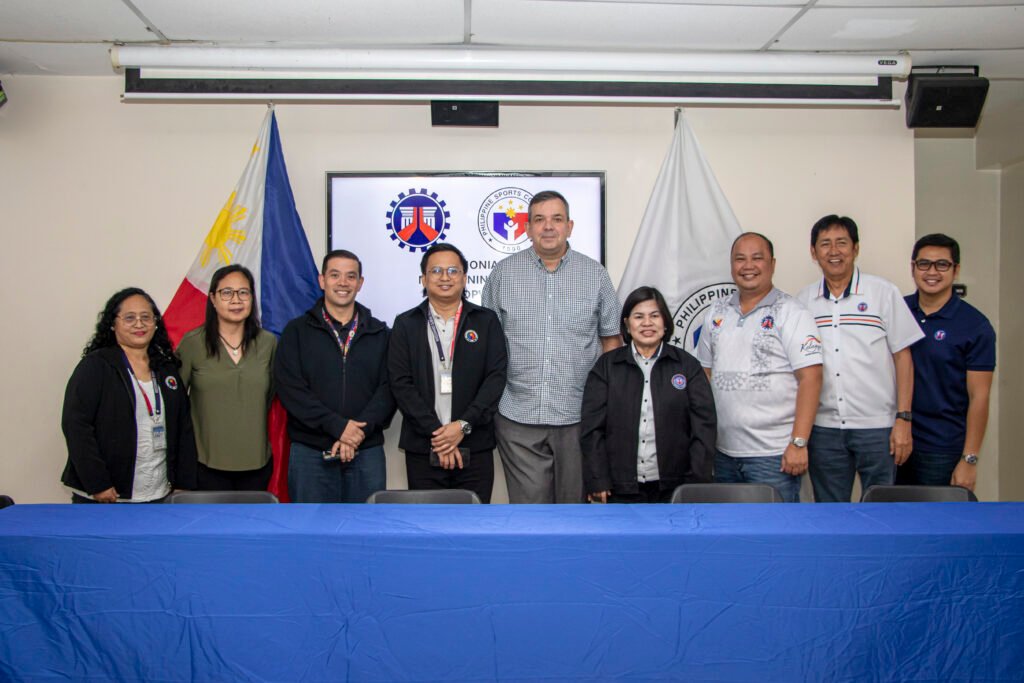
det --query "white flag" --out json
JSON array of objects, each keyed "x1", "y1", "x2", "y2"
[{"x1": 619, "y1": 114, "x2": 742, "y2": 353}]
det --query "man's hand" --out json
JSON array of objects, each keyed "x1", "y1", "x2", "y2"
[
  {"x1": 330, "y1": 439, "x2": 357, "y2": 463},
  {"x1": 340, "y1": 420, "x2": 367, "y2": 448},
  {"x1": 431, "y1": 422, "x2": 465, "y2": 454},
  {"x1": 780, "y1": 443, "x2": 808, "y2": 476},
  {"x1": 890, "y1": 419, "x2": 912, "y2": 465},
  {"x1": 951, "y1": 459, "x2": 977, "y2": 492},
  {"x1": 92, "y1": 487, "x2": 118, "y2": 503},
  {"x1": 588, "y1": 491, "x2": 610, "y2": 503}
]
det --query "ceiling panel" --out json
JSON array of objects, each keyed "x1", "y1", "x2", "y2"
[
  {"x1": 134, "y1": 0, "x2": 465, "y2": 43},
  {"x1": 0, "y1": 0, "x2": 150, "y2": 42},
  {"x1": 0, "y1": 42, "x2": 116, "y2": 76},
  {"x1": 816, "y1": 1, "x2": 1021, "y2": 6},
  {"x1": 778, "y1": 6, "x2": 1024, "y2": 50},
  {"x1": 472, "y1": 0, "x2": 800, "y2": 50}
]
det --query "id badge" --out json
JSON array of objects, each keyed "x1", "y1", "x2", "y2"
[
  {"x1": 152, "y1": 423, "x2": 168, "y2": 450},
  {"x1": 440, "y1": 371, "x2": 453, "y2": 394}
]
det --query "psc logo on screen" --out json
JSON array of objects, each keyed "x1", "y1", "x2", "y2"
[
  {"x1": 385, "y1": 189, "x2": 451, "y2": 252},
  {"x1": 477, "y1": 188, "x2": 532, "y2": 254}
]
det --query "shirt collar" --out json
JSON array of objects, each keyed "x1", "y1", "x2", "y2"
[
  {"x1": 531, "y1": 243, "x2": 573, "y2": 271},
  {"x1": 819, "y1": 267, "x2": 861, "y2": 300},
  {"x1": 631, "y1": 341, "x2": 663, "y2": 363},
  {"x1": 729, "y1": 286, "x2": 781, "y2": 314},
  {"x1": 908, "y1": 291, "x2": 961, "y2": 319}
]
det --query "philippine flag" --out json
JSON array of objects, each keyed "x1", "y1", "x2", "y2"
[{"x1": 162, "y1": 107, "x2": 320, "y2": 501}]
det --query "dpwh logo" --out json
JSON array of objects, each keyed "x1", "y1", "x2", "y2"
[
  {"x1": 386, "y1": 189, "x2": 451, "y2": 252},
  {"x1": 477, "y1": 187, "x2": 532, "y2": 254},
  {"x1": 672, "y1": 282, "x2": 738, "y2": 353}
]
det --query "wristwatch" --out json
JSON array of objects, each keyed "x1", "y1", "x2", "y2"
[
  {"x1": 458, "y1": 420, "x2": 472, "y2": 435},
  {"x1": 896, "y1": 411, "x2": 913, "y2": 422},
  {"x1": 962, "y1": 453, "x2": 979, "y2": 465},
  {"x1": 790, "y1": 436, "x2": 808, "y2": 448}
]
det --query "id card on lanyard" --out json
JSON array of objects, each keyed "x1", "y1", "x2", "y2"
[
  {"x1": 427, "y1": 303, "x2": 462, "y2": 394},
  {"x1": 124, "y1": 354, "x2": 165, "y2": 450}
]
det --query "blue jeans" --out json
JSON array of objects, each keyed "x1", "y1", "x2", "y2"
[
  {"x1": 808, "y1": 426, "x2": 894, "y2": 502},
  {"x1": 896, "y1": 451, "x2": 961, "y2": 487},
  {"x1": 714, "y1": 452, "x2": 800, "y2": 503},
  {"x1": 288, "y1": 441, "x2": 386, "y2": 503}
]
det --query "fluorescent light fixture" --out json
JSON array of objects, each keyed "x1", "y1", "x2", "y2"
[{"x1": 112, "y1": 46, "x2": 909, "y2": 106}]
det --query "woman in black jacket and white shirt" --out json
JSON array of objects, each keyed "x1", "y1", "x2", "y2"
[
  {"x1": 580, "y1": 286, "x2": 716, "y2": 503},
  {"x1": 61, "y1": 287, "x2": 197, "y2": 503}
]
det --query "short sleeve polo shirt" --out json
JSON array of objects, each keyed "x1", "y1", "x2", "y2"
[
  {"x1": 696, "y1": 288, "x2": 822, "y2": 457},
  {"x1": 797, "y1": 268, "x2": 924, "y2": 430},
  {"x1": 905, "y1": 292, "x2": 996, "y2": 455}
]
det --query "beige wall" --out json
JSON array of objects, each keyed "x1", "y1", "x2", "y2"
[
  {"x1": 913, "y1": 137, "x2": 1001, "y2": 500},
  {"x1": 0, "y1": 75, "x2": 916, "y2": 503},
  {"x1": 998, "y1": 162, "x2": 1024, "y2": 500}
]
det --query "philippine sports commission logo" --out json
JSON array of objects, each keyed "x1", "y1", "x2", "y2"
[
  {"x1": 477, "y1": 187, "x2": 532, "y2": 254},
  {"x1": 385, "y1": 189, "x2": 451, "y2": 252},
  {"x1": 672, "y1": 282, "x2": 738, "y2": 353}
]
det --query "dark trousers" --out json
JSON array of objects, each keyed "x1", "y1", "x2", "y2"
[
  {"x1": 71, "y1": 494, "x2": 167, "y2": 504},
  {"x1": 608, "y1": 480, "x2": 673, "y2": 504},
  {"x1": 197, "y1": 460, "x2": 273, "y2": 492},
  {"x1": 405, "y1": 450, "x2": 495, "y2": 504}
]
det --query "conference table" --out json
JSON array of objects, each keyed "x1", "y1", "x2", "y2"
[{"x1": 1, "y1": 503, "x2": 1022, "y2": 682}]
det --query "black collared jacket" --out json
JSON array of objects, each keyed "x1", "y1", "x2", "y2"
[
  {"x1": 61, "y1": 346, "x2": 198, "y2": 497},
  {"x1": 275, "y1": 299, "x2": 396, "y2": 451},
  {"x1": 580, "y1": 343, "x2": 716, "y2": 495},
  {"x1": 388, "y1": 299, "x2": 508, "y2": 453}
]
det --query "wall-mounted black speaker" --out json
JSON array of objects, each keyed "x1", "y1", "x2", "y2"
[
  {"x1": 431, "y1": 101, "x2": 499, "y2": 127},
  {"x1": 905, "y1": 72, "x2": 989, "y2": 128}
]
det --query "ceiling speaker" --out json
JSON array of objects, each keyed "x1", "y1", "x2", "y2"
[
  {"x1": 431, "y1": 101, "x2": 499, "y2": 127},
  {"x1": 905, "y1": 73, "x2": 989, "y2": 128}
]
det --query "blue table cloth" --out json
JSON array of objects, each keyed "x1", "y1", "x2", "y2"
[{"x1": 1, "y1": 503, "x2": 1023, "y2": 682}]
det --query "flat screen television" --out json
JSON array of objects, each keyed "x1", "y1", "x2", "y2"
[{"x1": 327, "y1": 172, "x2": 605, "y2": 326}]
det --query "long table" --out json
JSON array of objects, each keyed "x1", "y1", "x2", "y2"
[{"x1": 1, "y1": 503, "x2": 1022, "y2": 682}]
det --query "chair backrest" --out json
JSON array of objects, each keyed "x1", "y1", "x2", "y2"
[
  {"x1": 0, "y1": 495, "x2": 14, "y2": 509},
  {"x1": 861, "y1": 485, "x2": 977, "y2": 503},
  {"x1": 165, "y1": 490, "x2": 279, "y2": 504},
  {"x1": 366, "y1": 489, "x2": 482, "y2": 504},
  {"x1": 670, "y1": 483, "x2": 783, "y2": 504}
]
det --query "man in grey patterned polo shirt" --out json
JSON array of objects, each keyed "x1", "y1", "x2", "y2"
[{"x1": 482, "y1": 190, "x2": 622, "y2": 503}]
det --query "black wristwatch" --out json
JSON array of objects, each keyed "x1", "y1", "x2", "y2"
[{"x1": 896, "y1": 411, "x2": 913, "y2": 422}]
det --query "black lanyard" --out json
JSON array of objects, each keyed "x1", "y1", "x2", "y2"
[{"x1": 426, "y1": 303, "x2": 462, "y2": 369}]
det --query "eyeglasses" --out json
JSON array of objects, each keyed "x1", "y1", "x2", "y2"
[
  {"x1": 914, "y1": 259, "x2": 955, "y2": 272},
  {"x1": 216, "y1": 288, "x2": 253, "y2": 301},
  {"x1": 427, "y1": 266, "x2": 464, "y2": 278},
  {"x1": 118, "y1": 313, "x2": 156, "y2": 326}
]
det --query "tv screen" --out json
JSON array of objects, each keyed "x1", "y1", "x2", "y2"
[{"x1": 327, "y1": 172, "x2": 605, "y2": 326}]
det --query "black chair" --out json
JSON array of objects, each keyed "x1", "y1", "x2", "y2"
[
  {"x1": 165, "y1": 491, "x2": 279, "y2": 504},
  {"x1": 366, "y1": 489, "x2": 482, "y2": 504},
  {"x1": 670, "y1": 483, "x2": 783, "y2": 504},
  {"x1": 861, "y1": 485, "x2": 977, "y2": 503},
  {"x1": 0, "y1": 495, "x2": 14, "y2": 509}
]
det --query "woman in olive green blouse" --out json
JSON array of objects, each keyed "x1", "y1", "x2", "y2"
[{"x1": 178, "y1": 265, "x2": 277, "y2": 491}]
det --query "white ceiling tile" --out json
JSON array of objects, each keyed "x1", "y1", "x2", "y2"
[
  {"x1": 777, "y1": 6, "x2": 1024, "y2": 50},
  {"x1": 0, "y1": 0, "x2": 151, "y2": 42},
  {"x1": 472, "y1": 0, "x2": 799, "y2": 50},
  {"x1": 816, "y1": 1, "x2": 1021, "y2": 6},
  {"x1": 133, "y1": 0, "x2": 465, "y2": 44},
  {"x1": 0, "y1": 42, "x2": 117, "y2": 76}
]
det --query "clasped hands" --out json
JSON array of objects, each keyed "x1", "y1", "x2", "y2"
[{"x1": 330, "y1": 419, "x2": 367, "y2": 462}]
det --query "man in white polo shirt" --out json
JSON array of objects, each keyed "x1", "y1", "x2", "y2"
[
  {"x1": 797, "y1": 215, "x2": 924, "y2": 502},
  {"x1": 697, "y1": 232, "x2": 823, "y2": 503}
]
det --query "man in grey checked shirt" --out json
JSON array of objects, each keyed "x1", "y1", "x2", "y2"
[{"x1": 482, "y1": 190, "x2": 622, "y2": 503}]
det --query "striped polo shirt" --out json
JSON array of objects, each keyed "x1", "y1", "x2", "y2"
[{"x1": 797, "y1": 268, "x2": 924, "y2": 430}]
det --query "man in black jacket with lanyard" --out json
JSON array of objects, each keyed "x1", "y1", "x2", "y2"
[
  {"x1": 275, "y1": 249, "x2": 395, "y2": 503},
  {"x1": 389, "y1": 243, "x2": 508, "y2": 502}
]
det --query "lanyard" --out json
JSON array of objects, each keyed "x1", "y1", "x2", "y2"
[
  {"x1": 323, "y1": 308, "x2": 359, "y2": 359},
  {"x1": 123, "y1": 354, "x2": 161, "y2": 419},
  {"x1": 426, "y1": 303, "x2": 462, "y2": 370}
]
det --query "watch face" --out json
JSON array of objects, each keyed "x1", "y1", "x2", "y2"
[
  {"x1": 792, "y1": 437, "x2": 807, "y2": 448},
  {"x1": 964, "y1": 454, "x2": 979, "y2": 465}
]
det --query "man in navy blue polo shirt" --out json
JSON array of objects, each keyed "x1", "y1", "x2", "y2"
[{"x1": 900, "y1": 233, "x2": 996, "y2": 492}]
